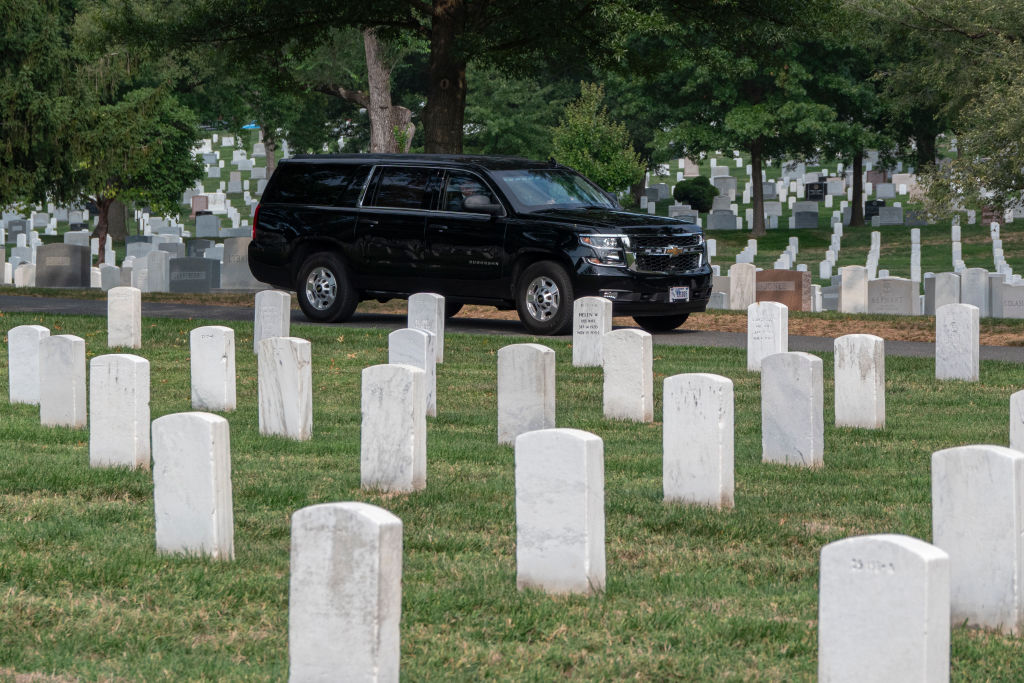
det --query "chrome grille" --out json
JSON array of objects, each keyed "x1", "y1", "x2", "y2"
[{"x1": 632, "y1": 234, "x2": 703, "y2": 273}]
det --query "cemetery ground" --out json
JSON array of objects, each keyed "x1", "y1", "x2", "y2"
[{"x1": 3, "y1": 312, "x2": 1024, "y2": 679}]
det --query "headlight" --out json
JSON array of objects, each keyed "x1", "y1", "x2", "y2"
[{"x1": 580, "y1": 234, "x2": 629, "y2": 267}]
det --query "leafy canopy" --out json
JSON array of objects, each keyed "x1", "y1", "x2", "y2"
[{"x1": 551, "y1": 82, "x2": 645, "y2": 193}]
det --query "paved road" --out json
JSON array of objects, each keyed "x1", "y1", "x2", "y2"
[{"x1": 3, "y1": 293, "x2": 1024, "y2": 363}]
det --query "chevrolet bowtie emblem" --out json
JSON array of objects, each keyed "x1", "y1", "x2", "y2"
[{"x1": 665, "y1": 246, "x2": 683, "y2": 256}]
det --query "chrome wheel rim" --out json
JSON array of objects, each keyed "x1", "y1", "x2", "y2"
[
  {"x1": 525, "y1": 275, "x2": 560, "y2": 321},
  {"x1": 305, "y1": 266, "x2": 337, "y2": 311}
]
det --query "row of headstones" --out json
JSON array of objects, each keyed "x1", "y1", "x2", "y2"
[
  {"x1": 746, "y1": 299, "x2": 981, "y2": 382},
  {"x1": 10, "y1": 289, "x2": 1022, "y2": 679},
  {"x1": 4, "y1": 237, "x2": 264, "y2": 292}
]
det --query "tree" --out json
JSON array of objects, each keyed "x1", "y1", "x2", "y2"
[
  {"x1": 462, "y1": 64, "x2": 573, "y2": 159},
  {"x1": 855, "y1": 0, "x2": 1024, "y2": 213},
  {"x1": 106, "y1": 0, "x2": 624, "y2": 153},
  {"x1": 649, "y1": 0, "x2": 838, "y2": 236},
  {"x1": 551, "y1": 83, "x2": 645, "y2": 192},
  {"x1": 72, "y1": 87, "x2": 203, "y2": 264},
  {"x1": 0, "y1": 0, "x2": 79, "y2": 206}
]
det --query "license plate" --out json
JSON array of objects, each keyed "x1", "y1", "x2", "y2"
[{"x1": 669, "y1": 286, "x2": 690, "y2": 302}]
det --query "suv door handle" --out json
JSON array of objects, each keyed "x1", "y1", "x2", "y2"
[
  {"x1": 359, "y1": 219, "x2": 378, "y2": 227},
  {"x1": 429, "y1": 223, "x2": 449, "y2": 231}
]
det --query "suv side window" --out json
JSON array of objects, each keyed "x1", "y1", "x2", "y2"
[
  {"x1": 442, "y1": 171, "x2": 496, "y2": 212},
  {"x1": 264, "y1": 162, "x2": 367, "y2": 206},
  {"x1": 366, "y1": 166, "x2": 436, "y2": 210}
]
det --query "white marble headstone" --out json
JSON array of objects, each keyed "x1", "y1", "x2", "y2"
[
  {"x1": 39, "y1": 334, "x2": 86, "y2": 428},
  {"x1": 515, "y1": 428, "x2": 605, "y2": 594},
  {"x1": 361, "y1": 364, "x2": 426, "y2": 493},
  {"x1": 838, "y1": 265, "x2": 868, "y2": 313},
  {"x1": 289, "y1": 502, "x2": 402, "y2": 683},
  {"x1": 257, "y1": 336, "x2": 312, "y2": 440},
  {"x1": 408, "y1": 292, "x2": 445, "y2": 363},
  {"x1": 602, "y1": 329, "x2": 653, "y2": 422},
  {"x1": 190, "y1": 326, "x2": 237, "y2": 412},
  {"x1": 834, "y1": 334, "x2": 885, "y2": 429},
  {"x1": 8, "y1": 324, "x2": 49, "y2": 404},
  {"x1": 935, "y1": 303, "x2": 979, "y2": 381},
  {"x1": 89, "y1": 354, "x2": 150, "y2": 469},
  {"x1": 497, "y1": 343, "x2": 555, "y2": 445},
  {"x1": 253, "y1": 290, "x2": 291, "y2": 354},
  {"x1": 728, "y1": 263, "x2": 756, "y2": 310},
  {"x1": 746, "y1": 301, "x2": 788, "y2": 372},
  {"x1": 663, "y1": 373, "x2": 734, "y2": 508},
  {"x1": 107, "y1": 286, "x2": 142, "y2": 348},
  {"x1": 932, "y1": 444, "x2": 1024, "y2": 633},
  {"x1": 572, "y1": 296, "x2": 612, "y2": 367},
  {"x1": 152, "y1": 412, "x2": 234, "y2": 559},
  {"x1": 389, "y1": 328, "x2": 437, "y2": 418},
  {"x1": 819, "y1": 534, "x2": 949, "y2": 682},
  {"x1": 761, "y1": 352, "x2": 823, "y2": 467}
]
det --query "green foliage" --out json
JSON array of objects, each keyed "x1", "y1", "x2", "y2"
[
  {"x1": 0, "y1": 0, "x2": 79, "y2": 204},
  {"x1": 462, "y1": 64, "x2": 572, "y2": 159},
  {"x1": 73, "y1": 87, "x2": 203, "y2": 217},
  {"x1": 673, "y1": 176, "x2": 716, "y2": 212},
  {"x1": 551, "y1": 82, "x2": 645, "y2": 192}
]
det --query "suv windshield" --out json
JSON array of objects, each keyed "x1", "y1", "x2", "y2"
[{"x1": 490, "y1": 168, "x2": 617, "y2": 212}]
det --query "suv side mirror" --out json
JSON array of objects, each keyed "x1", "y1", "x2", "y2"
[{"x1": 464, "y1": 194, "x2": 504, "y2": 216}]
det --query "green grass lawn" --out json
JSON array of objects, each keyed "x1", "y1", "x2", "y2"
[{"x1": 2, "y1": 311, "x2": 1024, "y2": 680}]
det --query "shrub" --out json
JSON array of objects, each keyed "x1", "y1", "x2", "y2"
[{"x1": 673, "y1": 176, "x2": 717, "y2": 212}]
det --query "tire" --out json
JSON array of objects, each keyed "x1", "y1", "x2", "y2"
[
  {"x1": 515, "y1": 261, "x2": 574, "y2": 335},
  {"x1": 295, "y1": 252, "x2": 358, "y2": 323},
  {"x1": 632, "y1": 313, "x2": 689, "y2": 333},
  {"x1": 444, "y1": 301, "x2": 464, "y2": 318}
]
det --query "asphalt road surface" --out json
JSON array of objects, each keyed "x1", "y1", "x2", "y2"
[{"x1": 3, "y1": 293, "x2": 1024, "y2": 363}]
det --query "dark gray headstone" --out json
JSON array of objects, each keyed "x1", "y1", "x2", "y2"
[
  {"x1": 793, "y1": 212, "x2": 819, "y2": 229},
  {"x1": 196, "y1": 214, "x2": 221, "y2": 238},
  {"x1": 159, "y1": 242, "x2": 186, "y2": 259},
  {"x1": 35, "y1": 243, "x2": 90, "y2": 288},
  {"x1": 169, "y1": 257, "x2": 220, "y2": 292},
  {"x1": 187, "y1": 239, "x2": 214, "y2": 258},
  {"x1": 6, "y1": 220, "x2": 28, "y2": 244},
  {"x1": 63, "y1": 230, "x2": 90, "y2": 248},
  {"x1": 708, "y1": 210, "x2": 736, "y2": 231},
  {"x1": 805, "y1": 182, "x2": 825, "y2": 201},
  {"x1": 762, "y1": 182, "x2": 778, "y2": 200},
  {"x1": 865, "y1": 200, "x2": 885, "y2": 219}
]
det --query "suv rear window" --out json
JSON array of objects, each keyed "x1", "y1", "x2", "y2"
[
  {"x1": 263, "y1": 163, "x2": 368, "y2": 206},
  {"x1": 365, "y1": 166, "x2": 436, "y2": 209}
]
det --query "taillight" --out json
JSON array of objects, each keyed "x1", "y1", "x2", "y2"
[{"x1": 252, "y1": 203, "x2": 261, "y2": 240}]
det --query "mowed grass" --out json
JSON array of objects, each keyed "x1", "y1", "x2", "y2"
[{"x1": 2, "y1": 311, "x2": 1024, "y2": 680}]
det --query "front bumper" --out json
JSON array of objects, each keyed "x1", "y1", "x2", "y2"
[{"x1": 573, "y1": 263, "x2": 713, "y2": 315}]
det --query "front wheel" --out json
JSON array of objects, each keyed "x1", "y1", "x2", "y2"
[
  {"x1": 632, "y1": 313, "x2": 689, "y2": 333},
  {"x1": 515, "y1": 261, "x2": 574, "y2": 335},
  {"x1": 295, "y1": 253, "x2": 358, "y2": 323},
  {"x1": 444, "y1": 301, "x2": 464, "y2": 318}
]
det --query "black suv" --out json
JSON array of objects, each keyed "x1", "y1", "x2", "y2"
[{"x1": 248, "y1": 154, "x2": 711, "y2": 335}]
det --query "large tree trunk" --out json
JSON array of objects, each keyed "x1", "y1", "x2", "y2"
[
  {"x1": 92, "y1": 196, "x2": 113, "y2": 266},
  {"x1": 915, "y1": 130, "x2": 937, "y2": 170},
  {"x1": 750, "y1": 140, "x2": 766, "y2": 237},
  {"x1": 315, "y1": 29, "x2": 415, "y2": 154},
  {"x1": 264, "y1": 130, "x2": 277, "y2": 177},
  {"x1": 850, "y1": 151, "x2": 865, "y2": 227},
  {"x1": 364, "y1": 28, "x2": 399, "y2": 153},
  {"x1": 423, "y1": 0, "x2": 467, "y2": 153}
]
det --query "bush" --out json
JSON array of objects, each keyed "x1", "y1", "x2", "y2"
[
  {"x1": 551, "y1": 83, "x2": 646, "y2": 192},
  {"x1": 673, "y1": 176, "x2": 717, "y2": 212}
]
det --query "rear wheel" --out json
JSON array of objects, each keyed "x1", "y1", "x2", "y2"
[
  {"x1": 516, "y1": 261, "x2": 574, "y2": 335},
  {"x1": 295, "y1": 252, "x2": 358, "y2": 323},
  {"x1": 632, "y1": 313, "x2": 689, "y2": 333}
]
